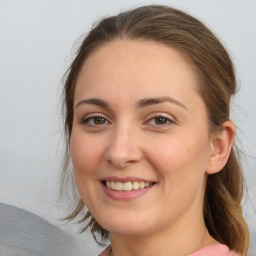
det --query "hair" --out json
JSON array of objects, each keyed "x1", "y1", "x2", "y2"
[{"x1": 60, "y1": 5, "x2": 249, "y2": 255}]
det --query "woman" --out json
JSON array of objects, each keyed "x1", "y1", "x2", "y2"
[{"x1": 60, "y1": 5, "x2": 249, "y2": 256}]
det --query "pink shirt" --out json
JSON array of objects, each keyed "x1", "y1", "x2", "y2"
[{"x1": 98, "y1": 244, "x2": 239, "y2": 256}]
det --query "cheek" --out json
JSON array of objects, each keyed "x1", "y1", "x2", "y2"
[
  {"x1": 70, "y1": 130, "x2": 102, "y2": 177},
  {"x1": 69, "y1": 130, "x2": 107, "y2": 209},
  {"x1": 146, "y1": 133, "x2": 210, "y2": 182}
]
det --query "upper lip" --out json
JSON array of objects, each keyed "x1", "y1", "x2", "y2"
[{"x1": 100, "y1": 176, "x2": 156, "y2": 183}]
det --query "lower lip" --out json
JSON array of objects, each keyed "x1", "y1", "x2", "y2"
[{"x1": 101, "y1": 183, "x2": 155, "y2": 201}]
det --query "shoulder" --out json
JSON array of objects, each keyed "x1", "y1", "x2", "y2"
[
  {"x1": 98, "y1": 245, "x2": 112, "y2": 256},
  {"x1": 98, "y1": 244, "x2": 239, "y2": 256},
  {"x1": 188, "y1": 244, "x2": 239, "y2": 256}
]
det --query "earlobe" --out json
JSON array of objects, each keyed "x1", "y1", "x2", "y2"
[{"x1": 206, "y1": 120, "x2": 236, "y2": 174}]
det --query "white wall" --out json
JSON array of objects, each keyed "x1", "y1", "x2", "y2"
[{"x1": 1, "y1": 0, "x2": 255, "y2": 253}]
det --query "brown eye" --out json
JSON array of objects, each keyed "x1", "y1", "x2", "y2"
[
  {"x1": 94, "y1": 117, "x2": 106, "y2": 125},
  {"x1": 154, "y1": 116, "x2": 169, "y2": 125},
  {"x1": 145, "y1": 115, "x2": 175, "y2": 128},
  {"x1": 82, "y1": 116, "x2": 109, "y2": 126}
]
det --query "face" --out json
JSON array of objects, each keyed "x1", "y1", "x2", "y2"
[{"x1": 70, "y1": 39, "x2": 214, "y2": 237}]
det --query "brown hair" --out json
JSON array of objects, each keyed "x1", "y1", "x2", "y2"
[{"x1": 60, "y1": 5, "x2": 249, "y2": 255}]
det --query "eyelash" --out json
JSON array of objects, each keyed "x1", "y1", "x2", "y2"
[
  {"x1": 145, "y1": 115, "x2": 175, "y2": 126},
  {"x1": 80, "y1": 114, "x2": 175, "y2": 128},
  {"x1": 81, "y1": 115, "x2": 110, "y2": 127}
]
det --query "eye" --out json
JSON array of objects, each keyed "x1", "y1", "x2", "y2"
[
  {"x1": 81, "y1": 115, "x2": 110, "y2": 126},
  {"x1": 146, "y1": 115, "x2": 174, "y2": 126}
]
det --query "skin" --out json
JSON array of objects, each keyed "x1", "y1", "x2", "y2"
[{"x1": 70, "y1": 39, "x2": 235, "y2": 256}]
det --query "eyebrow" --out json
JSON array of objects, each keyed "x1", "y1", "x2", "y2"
[
  {"x1": 75, "y1": 98, "x2": 110, "y2": 109},
  {"x1": 75, "y1": 96, "x2": 187, "y2": 110},
  {"x1": 137, "y1": 96, "x2": 188, "y2": 110}
]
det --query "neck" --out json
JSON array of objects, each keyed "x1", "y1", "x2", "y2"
[{"x1": 109, "y1": 215, "x2": 218, "y2": 256}]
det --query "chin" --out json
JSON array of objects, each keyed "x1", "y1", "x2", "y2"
[
  {"x1": 107, "y1": 224, "x2": 149, "y2": 236},
  {"x1": 96, "y1": 212, "x2": 152, "y2": 236}
]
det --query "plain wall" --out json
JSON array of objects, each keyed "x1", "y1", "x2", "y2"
[{"x1": 1, "y1": 0, "x2": 255, "y2": 254}]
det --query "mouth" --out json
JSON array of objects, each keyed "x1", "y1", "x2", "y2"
[{"x1": 102, "y1": 180, "x2": 156, "y2": 192}]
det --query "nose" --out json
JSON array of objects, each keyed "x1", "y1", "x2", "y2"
[{"x1": 104, "y1": 125, "x2": 143, "y2": 168}]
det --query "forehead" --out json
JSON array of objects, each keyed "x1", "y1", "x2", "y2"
[{"x1": 75, "y1": 39, "x2": 200, "y2": 103}]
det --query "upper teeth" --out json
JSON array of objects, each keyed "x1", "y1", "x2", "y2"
[{"x1": 106, "y1": 181, "x2": 152, "y2": 191}]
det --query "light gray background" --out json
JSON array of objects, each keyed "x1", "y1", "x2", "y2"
[{"x1": 1, "y1": 0, "x2": 255, "y2": 254}]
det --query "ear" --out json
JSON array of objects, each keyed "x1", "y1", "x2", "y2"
[{"x1": 206, "y1": 120, "x2": 235, "y2": 174}]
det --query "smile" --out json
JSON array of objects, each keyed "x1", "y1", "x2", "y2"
[
  {"x1": 101, "y1": 180, "x2": 156, "y2": 201},
  {"x1": 105, "y1": 181, "x2": 153, "y2": 191}
]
